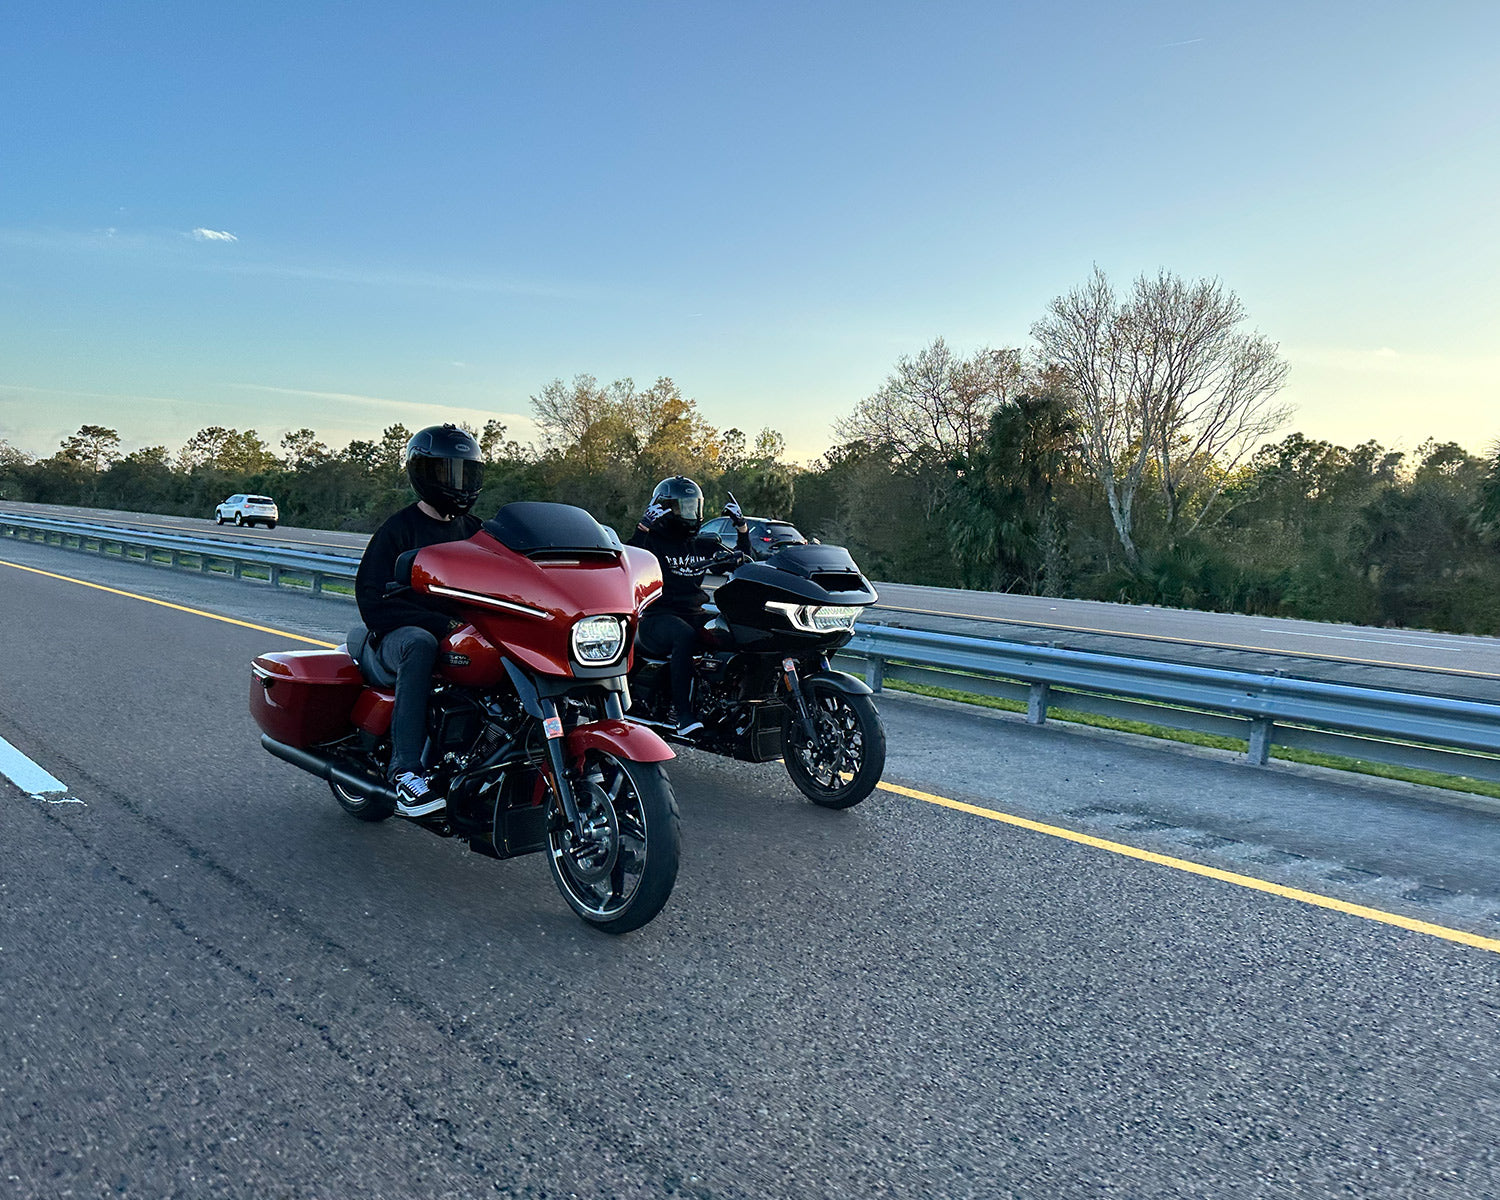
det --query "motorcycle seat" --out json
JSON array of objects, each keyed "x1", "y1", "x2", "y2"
[{"x1": 346, "y1": 623, "x2": 398, "y2": 689}]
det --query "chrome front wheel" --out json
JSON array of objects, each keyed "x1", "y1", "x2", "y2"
[{"x1": 546, "y1": 750, "x2": 680, "y2": 934}]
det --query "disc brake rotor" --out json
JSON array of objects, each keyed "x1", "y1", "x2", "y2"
[{"x1": 562, "y1": 780, "x2": 621, "y2": 884}]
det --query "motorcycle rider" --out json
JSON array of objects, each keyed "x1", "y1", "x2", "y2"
[
  {"x1": 628, "y1": 476, "x2": 750, "y2": 736},
  {"x1": 354, "y1": 424, "x2": 484, "y2": 817}
]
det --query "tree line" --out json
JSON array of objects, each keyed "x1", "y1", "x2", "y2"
[{"x1": 3, "y1": 267, "x2": 1497, "y2": 634}]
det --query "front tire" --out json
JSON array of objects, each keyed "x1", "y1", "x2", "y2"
[
  {"x1": 783, "y1": 682, "x2": 886, "y2": 808},
  {"x1": 214, "y1": 513, "x2": 224, "y2": 525},
  {"x1": 546, "y1": 751, "x2": 680, "y2": 934}
]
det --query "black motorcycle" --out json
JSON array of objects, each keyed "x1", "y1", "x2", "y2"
[{"x1": 627, "y1": 541, "x2": 886, "y2": 808}]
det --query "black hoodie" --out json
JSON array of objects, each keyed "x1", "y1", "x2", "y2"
[
  {"x1": 628, "y1": 523, "x2": 751, "y2": 616},
  {"x1": 355, "y1": 503, "x2": 481, "y2": 637}
]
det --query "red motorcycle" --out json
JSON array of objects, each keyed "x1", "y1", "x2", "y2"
[{"x1": 249, "y1": 502, "x2": 680, "y2": 934}]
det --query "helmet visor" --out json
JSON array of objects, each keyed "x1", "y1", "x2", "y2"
[
  {"x1": 411, "y1": 456, "x2": 484, "y2": 494},
  {"x1": 661, "y1": 493, "x2": 703, "y2": 523}
]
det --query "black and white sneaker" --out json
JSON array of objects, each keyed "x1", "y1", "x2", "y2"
[{"x1": 393, "y1": 771, "x2": 446, "y2": 818}]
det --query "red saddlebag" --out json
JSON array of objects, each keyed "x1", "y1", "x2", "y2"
[{"x1": 250, "y1": 650, "x2": 363, "y2": 747}]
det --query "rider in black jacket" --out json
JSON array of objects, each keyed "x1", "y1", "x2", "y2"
[
  {"x1": 354, "y1": 424, "x2": 483, "y2": 817},
  {"x1": 628, "y1": 476, "x2": 750, "y2": 735}
]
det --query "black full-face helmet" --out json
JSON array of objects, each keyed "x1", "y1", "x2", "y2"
[
  {"x1": 650, "y1": 475, "x2": 705, "y2": 537},
  {"x1": 405, "y1": 423, "x2": 484, "y2": 517}
]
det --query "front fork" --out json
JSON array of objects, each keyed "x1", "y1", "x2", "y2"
[
  {"x1": 538, "y1": 697, "x2": 583, "y2": 834},
  {"x1": 781, "y1": 657, "x2": 819, "y2": 743},
  {"x1": 538, "y1": 690, "x2": 631, "y2": 838}
]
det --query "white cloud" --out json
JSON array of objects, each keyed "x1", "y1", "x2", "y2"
[
  {"x1": 227, "y1": 383, "x2": 537, "y2": 431},
  {"x1": 191, "y1": 228, "x2": 238, "y2": 242},
  {"x1": 1288, "y1": 345, "x2": 1500, "y2": 382}
]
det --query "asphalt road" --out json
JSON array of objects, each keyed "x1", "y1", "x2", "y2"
[
  {"x1": 7, "y1": 500, "x2": 1500, "y2": 701},
  {"x1": 2, "y1": 538, "x2": 1499, "y2": 1198}
]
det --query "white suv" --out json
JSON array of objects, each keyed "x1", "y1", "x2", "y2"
[{"x1": 215, "y1": 494, "x2": 279, "y2": 529}]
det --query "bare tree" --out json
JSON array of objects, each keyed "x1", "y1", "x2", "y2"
[
  {"x1": 835, "y1": 337, "x2": 1025, "y2": 467},
  {"x1": 1032, "y1": 268, "x2": 1290, "y2": 568}
]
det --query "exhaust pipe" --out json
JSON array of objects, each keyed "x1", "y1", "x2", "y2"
[{"x1": 261, "y1": 735, "x2": 398, "y2": 805}]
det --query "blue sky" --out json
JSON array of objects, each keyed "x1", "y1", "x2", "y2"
[{"x1": 2, "y1": 1, "x2": 1496, "y2": 464}]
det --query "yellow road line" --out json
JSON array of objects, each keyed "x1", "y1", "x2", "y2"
[
  {"x1": 878, "y1": 780, "x2": 1500, "y2": 955},
  {"x1": 876, "y1": 603, "x2": 1500, "y2": 681},
  {"x1": 0, "y1": 558, "x2": 338, "y2": 648}
]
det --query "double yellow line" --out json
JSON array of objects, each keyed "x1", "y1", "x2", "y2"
[{"x1": 7, "y1": 555, "x2": 1497, "y2": 956}]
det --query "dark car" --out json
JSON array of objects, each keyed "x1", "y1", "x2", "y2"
[{"x1": 700, "y1": 514, "x2": 807, "y2": 560}]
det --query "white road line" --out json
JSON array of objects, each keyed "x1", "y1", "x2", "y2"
[
  {"x1": 0, "y1": 733, "x2": 71, "y2": 798},
  {"x1": 1258, "y1": 628, "x2": 1469, "y2": 651}
]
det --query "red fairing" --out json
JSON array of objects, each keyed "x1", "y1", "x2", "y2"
[
  {"x1": 623, "y1": 545, "x2": 663, "y2": 670},
  {"x1": 410, "y1": 531, "x2": 661, "y2": 682},
  {"x1": 566, "y1": 719, "x2": 675, "y2": 764},
  {"x1": 623, "y1": 545, "x2": 664, "y2": 613}
]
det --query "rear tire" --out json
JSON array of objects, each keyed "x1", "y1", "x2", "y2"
[
  {"x1": 266, "y1": 521, "x2": 277, "y2": 529},
  {"x1": 547, "y1": 752, "x2": 680, "y2": 934},
  {"x1": 234, "y1": 512, "x2": 244, "y2": 526},
  {"x1": 783, "y1": 682, "x2": 885, "y2": 808},
  {"x1": 329, "y1": 778, "x2": 396, "y2": 822}
]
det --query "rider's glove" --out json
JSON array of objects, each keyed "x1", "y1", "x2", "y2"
[
  {"x1": 722, "y1": 493, "x2": 744, "y2": 526},
  {"x1": 640, "y1": 502, "x2": 669, "y2": 529}
]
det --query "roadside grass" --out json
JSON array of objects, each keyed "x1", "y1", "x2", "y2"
[{"x1": 887, "y1": 678, "x2": 1500, "y2": 802}]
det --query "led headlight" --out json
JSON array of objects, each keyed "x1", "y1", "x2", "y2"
[
  {"x1": 765, "y1": 602, "x2": 862, "y2": 633},
  {"x1": 572, "y1": 615, "x2": 625, "y2": 664},
  {"x1": 810, "y1": 605, "x2": 862, "y2": 631}
]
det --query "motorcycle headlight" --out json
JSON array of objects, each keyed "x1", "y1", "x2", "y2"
[
  {"x1": 765, "y1": 602, "x2": 862, "y2": 633},
  {"x1": 572, "y1": 615, "x2": 626, "y2": 664},
  {"x1": 810, "y1": 605, "x2": 862, "y2": 631}
]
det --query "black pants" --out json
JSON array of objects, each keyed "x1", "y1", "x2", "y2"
[
  {"x1": 641, "y1": 609, "x2": 705, "y2": 720},
  {"x1": 375, "y1": 625, "x2": 439, "y2": 777}
]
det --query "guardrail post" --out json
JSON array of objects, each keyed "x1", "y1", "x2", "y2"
[
  {"x1": 864, "y1": 655, "x2": 884, "y2": 692},
  {"x1": 232, "y1": 560, "x2": 243, "y2": 580},
  {"x1": 268, "y1": 565, "x2": 282, "y2": 588},
  {"x1": 1247, "y1": 718, "x2": 1274, "y2": 765},
  {"x1": 311, "y1": 573, "x2": 324, "y2": 596},
  {"x1": 1027, "y1": 682, "x2": 1050, "y2": 725}
]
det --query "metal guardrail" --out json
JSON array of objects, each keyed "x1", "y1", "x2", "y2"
[
  {"x1": 0, "y1": 512, "x2": 358, "y2": 595},
  {"x1": 7, "y1": 510, "x2": 1500, "y2": 786},
  {"x1": 835, "y1": 624, "x2": 1500, "y2": 784}
]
